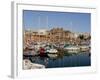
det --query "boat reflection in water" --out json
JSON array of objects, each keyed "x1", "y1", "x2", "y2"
[
  {"x1": 23, "y1": 41, "x2": 91, "y2": 69},
  {"x1": 23, "y1": 49, "x2": 91, "y2": 69}
]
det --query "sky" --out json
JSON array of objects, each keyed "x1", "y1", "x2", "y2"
[{"x1": 23, "y1": 10, "x2": 91, "y2": 33}]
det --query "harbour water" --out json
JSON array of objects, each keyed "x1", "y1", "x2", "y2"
[{"x1": 24, "y1": 52, "x2": 91, "y2": 68}]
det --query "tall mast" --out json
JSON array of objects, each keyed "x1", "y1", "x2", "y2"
[
  {"x1": 70, "y1": 21, "x2": 73, "y2": 45},
  {"x1": 38, "y1": 16, "x2": 40, "y2": 43},
  {"x1": 46, "y1": 16, "x2": 48, "y2": 42}
]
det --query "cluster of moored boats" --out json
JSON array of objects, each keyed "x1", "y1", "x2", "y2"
[
  {"x1": 23, "y1": 42, "x2": 90, "y2": 58},
  {"x1": 24, "y1": 42, "x2": 58, "y2": 58},
  {"x1": 23, "y1": 42, "x2": 90, "y2": 69}
]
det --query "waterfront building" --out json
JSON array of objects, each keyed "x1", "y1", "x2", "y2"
[{"x1": 24, "y1": 28, "x2": 91, "y2": 45}]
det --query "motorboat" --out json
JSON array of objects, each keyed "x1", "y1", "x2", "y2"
[
  {"x1": 46, "y1": 48, "x2": 58, "y2": 53},
  {"x1": 46, "y1": 48, "x2": 58, "y2": 58},
  {"x1": 45, "y1": 44, "x2": 58, "y2": 58},
  {"x1": 26, "y1": 45, "x2": 35, "y2": 50},
  {"x1": 80, "y1": 45, "x2": 90, "y2": 52},
  {"x1": 64, "y1": 45, "x2": 80, "y2": 53},
  {"x1": 23, "y1": 50, "x2": 39, "y2": 57}
]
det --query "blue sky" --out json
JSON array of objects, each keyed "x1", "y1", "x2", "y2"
[{"x1": 23, "y1": 10, "x2": 91, "y2": 33}]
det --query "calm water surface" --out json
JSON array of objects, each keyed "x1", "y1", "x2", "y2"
[{"x1": 28, "y1": 52, "x2": 91, "y2": 68}]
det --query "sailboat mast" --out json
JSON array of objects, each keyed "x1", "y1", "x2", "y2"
[
  {"x1": 46, "y1": 16, "x2": 48, "y2": 42},
  {"x1": 38, "y1": 16, "x2": 40, "y2": 43}
]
